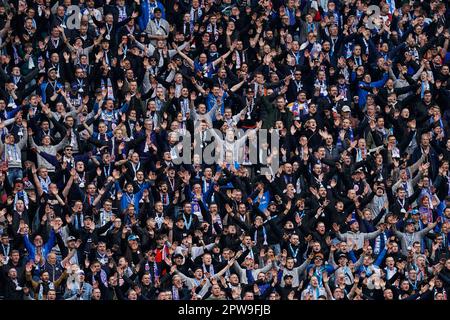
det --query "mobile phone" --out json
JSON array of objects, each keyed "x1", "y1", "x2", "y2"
[{"x1": 331, "y1": 238, "x2": 341, "y2": 246}]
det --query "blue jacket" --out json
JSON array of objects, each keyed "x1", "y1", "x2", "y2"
[
  {"x1": 39, "y1": 81, "x2": 63, "y2": 104},
  {"x1": 352, "y1": 248, "x2": 387, "y2": 275},
  {"x1": 357, "y1": 73, "x2": 388, "y2": 108},
  {"x1": 206, "y1": 91, "x2": 228, "y2": 114},
  {"x1": 64, "y1": 282, "x2": 93, "y2": 300},
  {"x1": 138, "y1": 0, "x2": 165, "y2": 31},
  {"x1": 115, "y1": 181, "x2": 150, "y2": 218},
  {"x1": 23, "y1": 229, "x2": 56, "y2": 262}
]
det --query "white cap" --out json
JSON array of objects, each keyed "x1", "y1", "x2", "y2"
[{"x1": 342, "y1": 105, "x2": 351, "y2": 112}]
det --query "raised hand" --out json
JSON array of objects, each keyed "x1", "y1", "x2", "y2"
[
  {"x1": 332, "y1": 223, "x2": 340, "y2": 233},
  {"x1": 25, "y1": 261, "x2": 34, "y2": 273}
]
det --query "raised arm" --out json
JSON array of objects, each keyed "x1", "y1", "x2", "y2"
[
  {"x1": 212, "y1": 43, "x2": 236, "y2": 67},
  {"x1": 169, "y1": 41, "x2": 189, "y2": 58},
  {"x1": 391, "y1": 225, "x2": 405, "y2": 240},
  {"x1": 54, "y1": 135, "x2": 69, "y2": 151},
  {"x1": 62, "y1": 171, "x2": 76, "y2": 198},
  {"x1": 211, "y1": 258, "x2": 236, "y2": 279},
  {"x1": 175, "y1": 47, "x2": 194, "y2": 68},
  {"x1": 192, "y1": 77, "x2": 207, "y2": 95},
  {"x1": 233, "y1": 259, "x2": 246, "y2": 280},
  {"x1": 232, "y1": 106, "x2": 248, "y2": 124},
  {"x1": 296, "y1": 253, "x2": 313, "y2": 277},
  {"x1": 363, "y1": 227, "x2": 383, "y2": 240},
  {"x1": 31, "y1": 165, "x2": 44, "y2": 197},
  {"x1": 255, "y1": 260, "x2": 276, "y2": 275},
  {"x1": 353, "y1": 251, "x2": 365, "y2": 268},
  {"x1": 16, "y1": 126, "x2": 28, "y2": 150},
  {"x1": 334, "y1": 225, "x2": 347, "y2": 242},
  {"x1": 417, "y1": 219, "x2": 439, "y2": 238},
  {"x1": 327, "y1": 249, "x2": 338, "y2": 269},
  {"x1": 43, "y1": 229, "x2": 56, "y2": 254},
  {"x1": 408, "y1": 153, "x2": 426, "y2": 177},
  {"x1": 229, "y1": 79, "x2": 245, "y2": 93},
  {"x1": 138, "y1": 40, "x2": 156, "y2": 57}
]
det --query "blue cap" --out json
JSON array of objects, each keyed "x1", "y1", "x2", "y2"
[
  {"x1": 349, "y1": 219, "x2": 358, "y2": 225},
  {"x1": 411, "y1": 209, "x2": 419, "y2": 215},
  {"x1": 128, "y1": 234, "x2": 139, "y2": 241}
]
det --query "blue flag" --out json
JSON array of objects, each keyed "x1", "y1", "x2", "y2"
[{"x1": 254, "y1": 191, "x2": 270, "y2": 212}]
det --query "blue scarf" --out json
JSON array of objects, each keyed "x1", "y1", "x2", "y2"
[{"x1": 246, "y1": 269, "x2": 255, "y2": 284}]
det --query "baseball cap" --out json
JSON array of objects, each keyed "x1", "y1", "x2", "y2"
[
  {"x1": 342, "y1": 105, "x2": 351, "y2": 113},
  {"x1": 338, "y1": 253, "x2": 348, "y2": 260},
  {"x1": 67, "y1": 236, "x2": 76, "y2": 242},
  {"x1": 128, "y1": 234, "x2": 139, "y2": 241},
  {"x1": 24, "y1": 180, "x2": 35, "y2": 190}
]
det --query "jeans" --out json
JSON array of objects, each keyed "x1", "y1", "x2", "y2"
[
  {"x1": 270, "y1": 244, "x2": 281, "y2": 256},
  {"x1": 7, "y1": 167, "x2": 23, "y2": 186}
]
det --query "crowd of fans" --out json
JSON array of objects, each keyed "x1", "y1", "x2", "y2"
[{"x1": 0, "y1": 0, "x2": 449, "y2": 301}]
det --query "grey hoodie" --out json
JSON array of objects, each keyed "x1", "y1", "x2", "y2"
[
  {"x1": 336, "y1": 229, "x2": 383, "y2": 250},
  {"x1": 233, "y1": 260, "x2": 276, "y2": 285},
  {"x1": 29, "y1": 136, "x2": 69, "y2": 172},
  {"x1": 0, "y1": 129, "x2": 28, "y2": 169},
  {"x1": 277, "y1": 258, "x2": 311, "y2": 288},
  {"x1": 393, "y1": 223, "x2": 436, "y2": 256}
]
